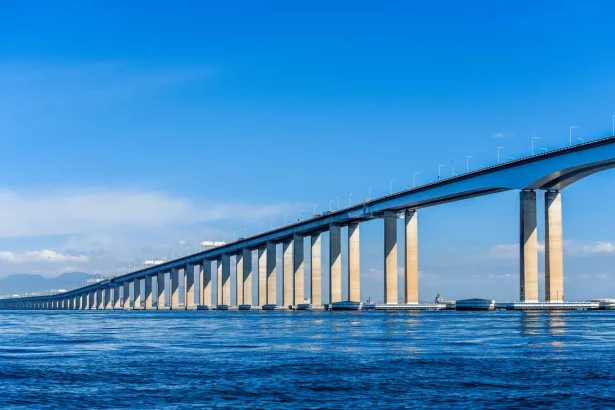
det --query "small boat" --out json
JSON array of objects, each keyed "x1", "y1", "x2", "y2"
[
  {"x1": 331, "y1": 301, "x2": 362, "y2": 311},
  {"x1": 296, "y1": 303, "x2": 312, "y2": 310},
  {"x1": 262, "y1": 304, "x2": 277, "y2": 311},
  {"x1": 216, "y1": 304, "x2": 229, "y2": 311},
  {"x1": 238, "y1": 304, "x2": 252, "y2": 311}
]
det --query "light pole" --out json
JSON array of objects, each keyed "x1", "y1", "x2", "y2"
[
  {"x1": 368, "y1": 187, "x2": 372, "y2": 200},
  {"x1": 466, "y1": 156, "x2": 473, "y2": 173},
  {"x1": 413, "y1": 172, "x2": 420, "y2": 188},
  {"x1": 497, "y1": 147, "x2": 505, "y2": 164},
  {"x1": 329, "y1": 200, "x2": 334, "y2": 211},
  {"x1": 508, "y1": 156, "x2": 515, "y2": 161},
  {"x1": 532, "y1": 136, "x2": 540, "y2": 155},
  {"x1": 298, "y1": 209, "x2": 305, "y2": 221},
  {"x1": 569, "y1": 126, "x2": 578, "y2": 146},
  {"x1": 348, "y1": 193, "x2": 352, "y2": 206},
  {"x1": 313, "y1": 205, "x2": 318, "y2": 216},
  {"x1": 258, "y1": 223, "x2": 264, "y2": 233},
  {"x1": 540, "y1": 147, "x2": 547, "y2": 153},
  {"x1": 244, "y1": 228, "x2": 247, "y2": 237},
  {"x1": 284, "y1": 213, "x2": 288, "y2": 225},
  {"x1": 336, "y1": 197, "x2": 340, "y2": 210},
  {"x1": 270, "y1": 219, "x2": 276, "y2": 229},
  {"x1": 389, "y1": 180, "x2": 394, "y2": 194},
  {"x1": 438, "y1": 165, "x2": 445, "y2": 179},
  {"x1": 233, "y1": 231, "x2": 237, "y2": 241},
  {"x1": 577, "y1": 137, "x2": 584, "y2": 143}
]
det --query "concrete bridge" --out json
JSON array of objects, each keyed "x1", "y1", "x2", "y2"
[{"x1": 2, "y1": 136, "x2": 615, "y2": 310}]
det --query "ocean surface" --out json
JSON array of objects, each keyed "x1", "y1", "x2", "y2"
[{"x1": 1, "y1": 310, "x2": 614, "y2": 409}]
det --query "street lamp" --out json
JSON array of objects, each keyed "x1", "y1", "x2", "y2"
[
  {"x1": 413, "y1": 172, "x2": 420, "y2": 188},
  {"x1": 233, "y1": 231, "x2": 237, "y2": 241},
  {"x1": 271, "y1": 219, "x2": 276, "y2": 229},
  {"x1": 569, "y1": 126, "x2": 578, "y2": 146},
  {"x1": 497, "y1": 147, "x2": 506, "y2": 164},
  {"x1": 348, "y1": 193, "x2": 352, "y2": 206},
  {"x1": 438, "y1": 165, "x2": 445, "y2": 179},
  {"x1": 329, "y1": 200, "x2": 334, "y2": 211},
  {"x1": 284, "y1": 213, "x2": 288, "y2": 225},
  {"x1": 532, "y1": 136, "x2": 540, "y2": 155},
  {"x1": 466, "y1": 156, "x2": 473, "y2": 173},
  {"x1": 508, "y1": 156, "x2": 515, "y2": 161},
  {"x1": 390, "y1": 180, "x2": 394, "y2": 194},
  {"x1": 577, "y1": 137, "x2": 584, "y2": 143},
  {"x1": 298, "y1": 209, "x2": 305, "y2": 220},
  {"x1": 336, "y1": 197, "x2": 340, "y2": 210},
  {"x1": 313, "y1": 205, "x2": 318, "y2": 216},
  {"x1": 258, "y1": 223, "x2": 264, "y2": 233}
]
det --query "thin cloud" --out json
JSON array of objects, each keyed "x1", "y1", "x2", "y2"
[{"x1": 0, "y1": 250, "x2": 89, "y2": 263}]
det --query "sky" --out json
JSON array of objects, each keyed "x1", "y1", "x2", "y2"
[{"x1": 1, "y1": 0, "x2": 615, "y2": 302}]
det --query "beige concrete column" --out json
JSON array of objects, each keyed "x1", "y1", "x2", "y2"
[
  {"x1": 75, "y1": 294, "x2": 80, "y2": 310},
  {"x1": 520, "y1": 190, "x2": 539, "y2": 302},
  {"x1": 545, "y1": 191, "x2": 564, "y2": 302},
  {"x1": 170, "y1": 267, "x2": 180, "y2": 309},
  {"x1": 185, "y1": 264, "x2": 195, "y2": 308},
  {"x1": 404, "y1": 209, "x2": 419, "y2": 304},
  {"x1": 384, "y1": 211, "x2": 399, "y2": 304},
  {"x1": 221, "y1": 254, "x2": 231, "y2": 305},
  {"x1": 199, "y1": 261, "x2": 212, "y2": 306},
  {"x1": 266, "y1": 241, "x2": 276, "y2": 305},
  {"x1": 216, "y1": 258, "x2": 222, "y2": 305},
  {"x1": 123, "y1": 281, "x2": 130, "y2": 309},
  {"x1": 81, "y1": 293, "x2": 87, "y2": 310},
  {"x1": 329, "y1": 224, "x2": 342, "y2": 303},
  {"x1": 348, "y1": 223, "x2": 361, "y2": 302},
  {"x1": 293, "y1": 234, "x2": 304, "y2": 305},
  {"x1": 236, "y1": 253, "x2": 244, "y2": 305},
  {"x1": 104, "y1": 288, "x2": 112, "y2": 310},
  {"x1": 144, "y1": 275, "x2": 153, "y2": 309},
  {"x1": 134, "y1": 279, "x2": 142, "y2": 309},
  {"x1": 113, "y1": 286, "x2": 121, "y2": 309},
  {"x1": 311, "y1": 233, "x2": 322, "y2": 306},
  {"x1": 87, "y1": 291, "x2": 93, "y2": 309},
  {"x1": 258, "y1": 247, "x2": 267, "y2": 306},
  {"x1": 242, "y1": 248, "x2": 252, "y2": 305},
  {"x1": 283, "y1": 239, "x2": 293, "y2": 306},
  {"x1": 96, "y1": 289, "x2": 103, "y2": 310},
  {"x1": 157, "y1": 272, "x2": 165, "y2": 308}
]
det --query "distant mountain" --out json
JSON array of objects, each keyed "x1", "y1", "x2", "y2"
[{"x1": 0, "y1": 272, "x2": 99, "y2": 295}]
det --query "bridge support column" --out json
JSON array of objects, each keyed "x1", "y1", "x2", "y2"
[
  {"x1": 520, "y1": 190, "x2": 539, "y2": 302},
  {"x1": 199, "y1": 261, "x2": 212, "y2": 306},
  {"x1": 104, "y1": 288, "x2": 111, "y2": 310},
  {"x1": 113, "y1": 286, "x2": 121, "y2": 309},
  {"x1": 293, "y1": 234, "x2": 304, "y2": 305},
  {"x1": 266, "y1": 241, "x2": 276, "y2": 305},
  {"x1": 545, "y1": 191, "x2": 564, "y2": 302},
  {"x1": 144, "y1": 275, "x2": 153, "y2": 309},
  {"x1": 81, "y1": 293, "x2": 87, "y2": 310},
  {"x1": 236, "y1": 253, "x2": 244, "y2": 306},
  {"x1": 242, "y1": 248, "x2": 252, "y2": 305},
  {"x1": 221, "y1": 254, "x2": 231, "y2": 306},
  {"x1": 311, "y1": 233, "x2": 322, "y2": 306},
  {"x1": 134, "y1": 279, "x2": 142, "y2": 309},
  {"x1": 329, "y1": 224, "x2": 342, "y2": 304},
  {"x1": 283, "y1": 239, "x2": 293, "y2": 306},
  {"x1": 170, "y1": 267, "x2": 180, "y2": 309},
  {"x1": 404, "y1": 210, "x2": 419, "y2": 304},
  {"x1": 96, "y1": 289, "x2": 103, "y2": 310},
  {"x1": 348, "y1": 223, "x2": 360, "y2": 302},
  {"x1": 384, "y1": 211, "x2": 399, "y2": 304},
  {"x1": 74, "y1": 295, "x2": 80, "y2": 310},
  {"x1": 123, "y1": 281, "x2": 130, "y2": 309},
  {"x1": 157, "y1": 272, "x2": 165, "y2": 309},
  {"x1": 258, "y1": 247, "x2": 267, "y2": 306},
  {"x1": 185, "y1": 265, "x2": 194, "y2": 308}
]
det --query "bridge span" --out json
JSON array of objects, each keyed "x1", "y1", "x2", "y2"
[{"x1": 2, "y1": 136, "x2": 615, "y2": 310}]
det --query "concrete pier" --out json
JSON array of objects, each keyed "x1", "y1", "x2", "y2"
[
  {"x1": 258, "y1": 247, "x2": 267, "y2": 306},
  {"x1": 199, "y1": 261, "x2": 212, "y2": 306},
  {"x1": 348, "y1": 223, "x2": 360, "y2": 302},
  {"x1": 133, "y1": 279, "x2": 142, "y2": 309},
  {"x1": 96, "y1": 289, "x2": 103, "y2": 310},
  {"x1": 216, "y1": 258, "x2": 222, "y2": 305},
  {"x1": 283, "y1": 239, "x2": 293, "y2": 306},
  {"x1": 266, "y1": 241, "x2": 276, "y2": 305},
  {"x1": 311, "y1": 233, "x2": 322, "y2": 306},
  {"x1": 236, "y1": 252, "x2": 244, "y2": 306},
  {"x1": 144, "y1": 275, "x2": 153, "y2": 309},
  {"x1": 104, "y1": 287, "x2": 112, "y2": 310},
  {"x1": 520, "y1": 190, "x2": 539, "y2": 302},
  {"x1": 329, "y1": 224, "x2": 342, "y2": 303},
  {"x1": 113, "y1": 286, "x2": 121, "y2": 310},
  {"x1": 81, "y1": 293, "x2": 87, "y2": 310},
  {"x1": 293, "y1": 234, "x2": 304, "y2": 305},
  {"x1": 384, "y1": 211, "x2": 399, "y2": 304},
  {"x1": 238, "y1": 248, "x2": 252, "y2": 306},
  {"x1": 170, "y1": 267, "x2": 180, "y2": 309},
  {"x1": 404, "y1": 209, "x2": 419, "y2": 304},
  {"x1": 123, "y1": 281, "x2": 130, "y2": 309},
  {"x1": 545, "y1": 191, "x2": 564, "y2": 302},
  {"x1": 157, "y1": 272, "x2": 165, "y2": 309},
  {"x1": 185, "y1": 264, "x2": 195, "y2": 308},
  {"x1": 221, "y1": 254, "x2": 231, "y2": 306}
]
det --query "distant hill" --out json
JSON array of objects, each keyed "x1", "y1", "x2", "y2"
[{"x1": 0, "y1": 272, "x2": 99, "y2": 295}]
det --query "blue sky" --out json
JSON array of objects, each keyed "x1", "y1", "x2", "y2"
[{"x1": 1, "y1": 0, "x2": 615, "y2": 302}]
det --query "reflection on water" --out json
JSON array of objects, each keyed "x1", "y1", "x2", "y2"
[{"x1": 0, "y1": 310, "x2": 614, "y2": 408}]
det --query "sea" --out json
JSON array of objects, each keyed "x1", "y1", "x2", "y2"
[{"x1": 1, "y1": 310, "x2": 614, "y2": 409}]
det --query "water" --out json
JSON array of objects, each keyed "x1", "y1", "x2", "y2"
[{"x1": 1, "y1": 310, "x2": 614, "y2": 409}]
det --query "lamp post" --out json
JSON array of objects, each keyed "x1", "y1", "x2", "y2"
[
  {"x1": 438, "y1": 165, "x2": 445, "y2": 179},
  {"x1": 497, "y1": 147, "x2": 505, "y2": 164},
  {"x1": 258, "y1": 223, "x2": 264, "y2": 233},
  {"x1": 466, "y1": 156, "x2": 473, "y2": 173},
  {"x1": 413, "y1": 172, "x2": 420, "y2": 188},
  {"x1": 298, "y1": 210, "x2": 305, "y2": 221},
  {"x1": 532, "y1": 136, "x2": 540, "y2": 155},
  {"x1": 271, "y1": 219, "x2": 276, "y2": 229},
  {"x1": 348, "y1": 193, "x2": 352, "y2": 206},
  {"x1": 313, "y1": 205, "x2": 318, "y2": 216},
  {"x1": 577, "y1": 137, "x2": 584, "y2": 143},
  {"x1": 336, "y1": 197, "x2": 340, "y2": 210},
  {"x1": 233, "y1": 231, "x2": 237, "y2": 241},
  {"x1": 329, "y1": 200, "x2": 333, "y2": 211},
  {"x1": 390, "y1": 180, "x2": 394, "y2": 194},
  {"x1": 569, "y1": 126, "x2": 578, "y2": 146},
  {"x1": 284, "y1": 214, "x2": 288, "y2": 225}
]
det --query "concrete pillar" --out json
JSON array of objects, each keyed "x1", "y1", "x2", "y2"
[
  {"x1": 293, "y1": 234, "x2": 304, "y2": 305},
  {"x1": 113, "y1": 286, "x2": 121, "y2": 309},
  {"x1": 185, "y1": 265, "x2": 195, "y2": 308},
  {"x1": 81, "y1": 293, "x2": 87, "y2": 310},
  {"x1": 104, "y1": 288, "x2": 112, "y2": 310},
  {"x1": 520, "y1": 190, "x2": 539, "y2": 302},
  {"x1": 235, "y1": 251, "x2": 247, "y2": 305},
  {"x1": 242, "y1": 248, "x2": 252, "y2": 305},
  {"x1": 221, "y1": 254, "x2": 231, "y2": 305},
  {"x1": 348, "y1": 223, "x2": 360, "y2": 302},
  {"x1": 266, "y1": 241, "x2": 276, "y2": 305},
  {"x1": 96, "y1": 289, "x2": 103, "y2": 310},
  {"x1": 404, "y1": 209, "x2": 419, "y2": 304},
  {"x1": 133, "y1": 279, "x2": 142, "y2": 309},
  {"x1": 123, "y1": 281, "x2": 130, "y2": 309},
  {"x1": 74, "y1": 295, "x2": 80, "y2": 310},
  {"x1": 311, "y1": 233, "x2": 322, "y2": 306},
  {"x1": 258, "y1": 247, "x2": 267, "y2": 306},
  {"x1": 199, "y1": 262, "x2": 212, "y2": 306},
  {"x1": 144, "y1": 275, "x2": 153, "y2": 309},
  {"x1": 157, "y1": 272, "x2": 165, "y2": 309},
  {"x1": 545, "y1": 191, "x2": 564, "y2": 302},
  {"x1": 283, "y1": 239, "x2": 293, "y2": 306},
  {"x1": 384, "y1": 211, "x2": 399, "y2": 304},
  {"x1": 329, "y1": 224, "x2": 342, "y2": 304},
  {"x1": 170, "y1": 267, "x2": 180, "y2": 309}
]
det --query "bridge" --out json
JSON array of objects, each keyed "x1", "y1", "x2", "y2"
[{"x1": 2, "y1": 136, "x2": 615, "y2": 310}]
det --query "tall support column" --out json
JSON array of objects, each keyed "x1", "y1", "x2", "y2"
[
  {"x1": 329, "y1": 224, "x2": 342, "y2": 304},
  {"x1": 545, "y1": 191, "x2": 564, "y2": 302},
  {"x1": 199, "y1": 261, "x2": 212, "y2": 306},
  {"x1": 133, "y1": 279, "x2": 142, "y2": 309},
  {"x1": 144, "y1": 275, "x2": 153, "y2": 309},
  {"x1": 311, "y1": 233, "x2": 322, "y2": 306},
  {"x1": 157, "y1": 272, "x2": 165, "y2": 309},
  {"x1": 216, "y1": 259, "x2": 222, "y2": 305},
  {"x1": 266, "y1": 241, "x2": 276, "y2": 305},
  {"x1": 104, "y1": 288, "x2": 111, "y2": 310},
  {"x1": 185, "y1": 265, "x2": 195, "y2": 308},
  {"x1": 96, "y1": 289, "x2": 103, "y2": 310},
  {"x1": 74, "y1": 295, "x2": 80, "y2": 310},
  {"x1": 81, "y1": 293, "x2": 87, "y2": 310},
  {"x1": 283, "y1": 239, "x2": 293, "y2": 306},
  {"x1": 123, "y1": 281, "x2": 130, "y2": 309},
  {"x1": 258, "y1": 247, "x2": 267, "y2": 306},
  {"x1": 87, "y1": 291, "x2": 93, "y2": 309},
  {"x1": 404, "y1": 209, "x2": 419, "y2": 304},
  {"x1": 520, "y1": 190, "x2": 539, "y2": 302},
  {"x1": 236, "y1": 252, "x2": 245, "y2": 305},
  {"x1": 221, "y1": 254, "x2": 231, "y2": 305},
  {"x1": 170, "y1": 267, "x2": 180, "y2": 309},
  {"x1": 384, "y1": 211, "x2": 399, "y2": 304},
  {"x1": 113, "y1": 286, "x2": 121, "y2": 309},
  {"x1": 348, "y1": 223, "x2": 361, "y2": 302},
  {"x1": 293, "y1": 234, "x2": 304, "y2": 305},
  {"x1": 242, "y1": 248, "x2": 252, "y2": 305}
]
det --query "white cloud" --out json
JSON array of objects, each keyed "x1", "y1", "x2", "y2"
[
  {"x1": 0, "y1": 250, "x2": 89, "y2": 263},
  {"x1": 567, "y1": 241, "x2": 615, "y2": 257},
  {"x1": 490, "y1": 242, "x2": 545, "y2": 259}
]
